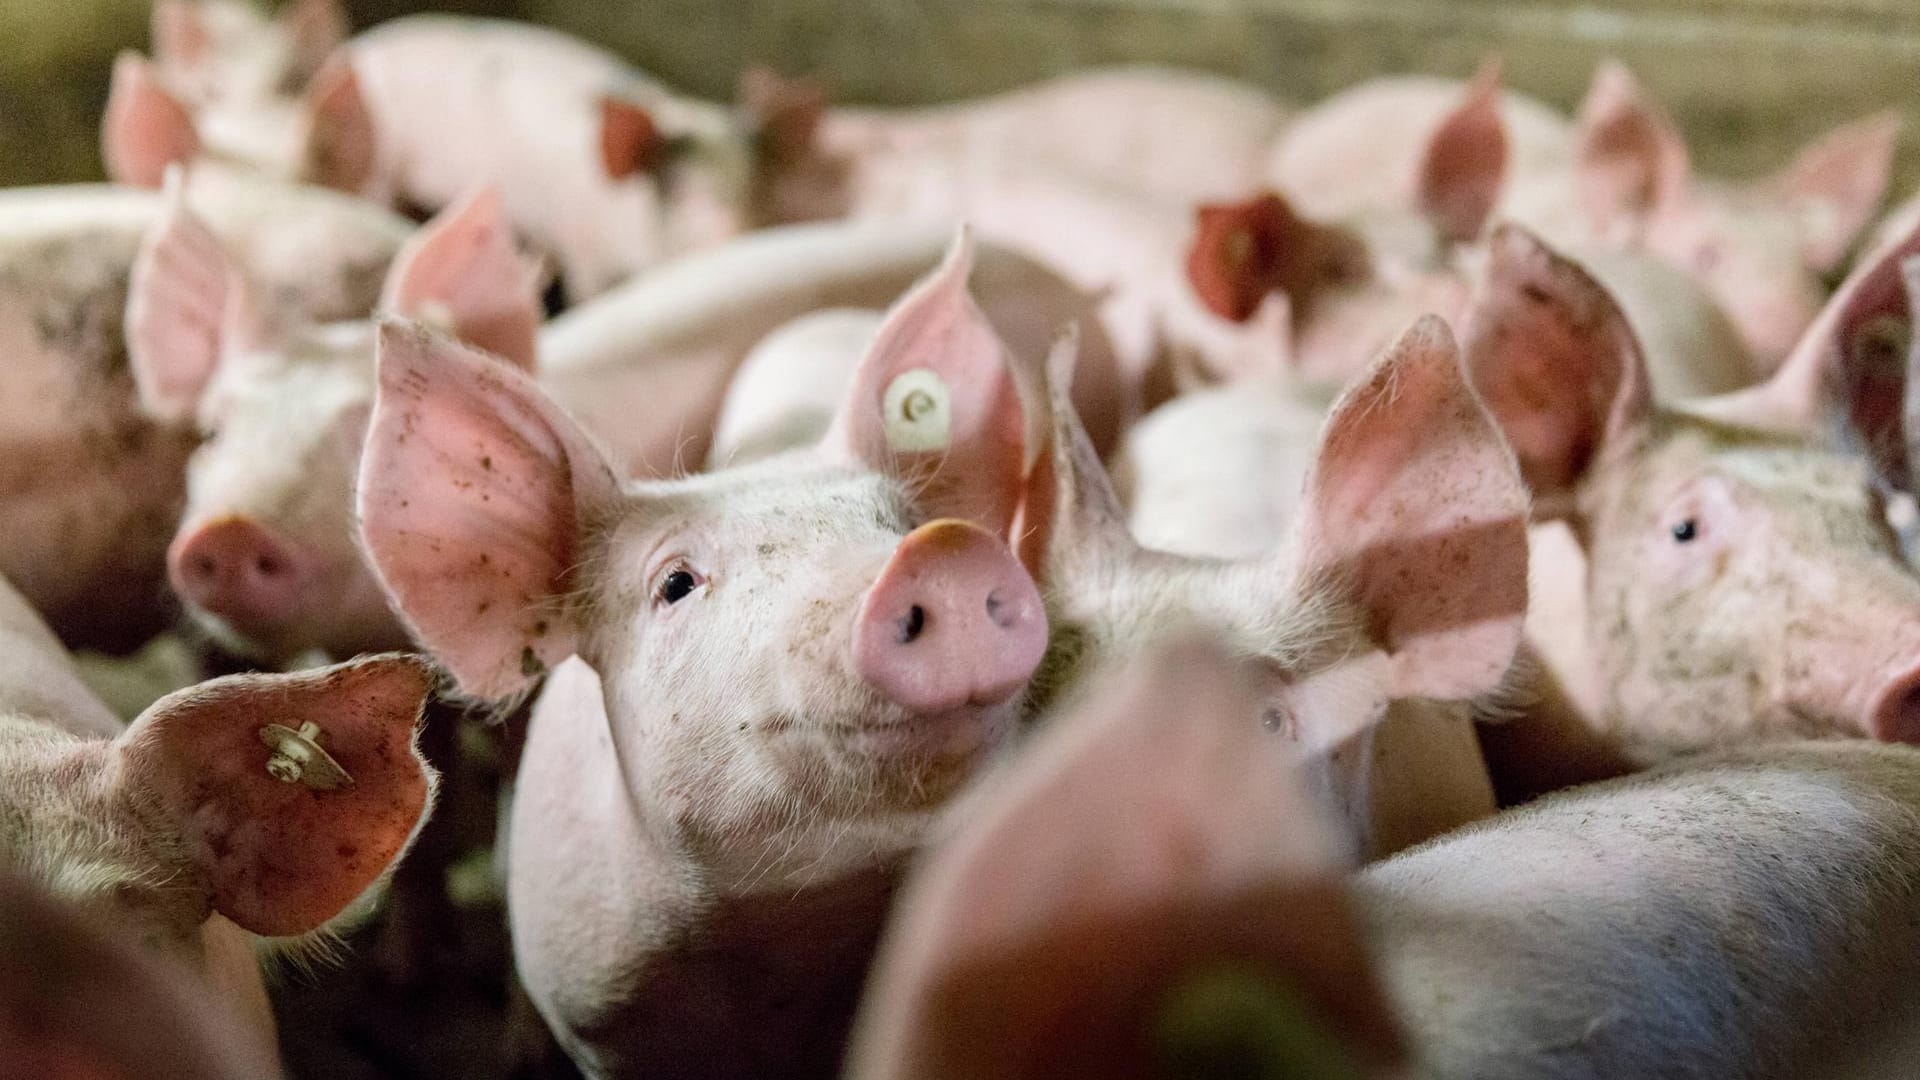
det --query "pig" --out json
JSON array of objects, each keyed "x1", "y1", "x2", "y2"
[
  {"x1": 540, "y1": 217, "x2": 1125, "y2": 468},
  {"x1": 708, "y1": 307, "x2": 883, "y2": 466},
  {"x1": 356, "y1": 241, "x2": 1050, "y2": 1079},
  {"x1": 847, "y1": 635, "x2": 1405, "y2": 1080},
  {"x1": 1521, "y1": 61, "x2": 1899, "y2": 368},
  {"x1": 1019, "y1": 315, "x2": 1529, "y2": 860},
  {"x1": 0, "y1": 175, "x2": 407, "y2": 653},
  {"x1": 0, "y1": 870, "x2": 286, "y2": 1080},
  {"x1": 125, "y1": 184, "x2": 540, "y2": 665},
  {"x1": 0, "y1": 570, "x2": 436, "y2": 1053},
  {"x1": 1461, "y1": 222, "x2": 1920, "y2": 761},
  {"x1": 146, "y1": 0, "x2": 349, "y2": 177}
]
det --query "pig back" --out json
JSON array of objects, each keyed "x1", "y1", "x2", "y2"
[{"x1": 1360, "y1": 743, "x2": 1920, "y2": 1080}]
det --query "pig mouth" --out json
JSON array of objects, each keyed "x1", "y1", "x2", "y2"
[{"x1": 808, "y1": 702, "x2": 1016, "y2": 773}]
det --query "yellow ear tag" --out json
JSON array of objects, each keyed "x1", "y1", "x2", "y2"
[{"x1": 882, "y1": 368, "x2": 951, "y2": 453}]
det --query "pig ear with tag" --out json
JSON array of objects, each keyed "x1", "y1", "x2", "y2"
[
  {"x1": 125, "y1": 172, "x2": 274, "y2": 422},
  {"x1": 1461, "y1": 224, "x2": 1654, "y2": 507},
  {"x1": 304, "y1": 51, "x2": 376, "y2": 193},
  {"x1": 1733, "y1": 212, "x2": 1920, "y2": 487},
  {"x1": 600, "y1": 98, "x2": 667, "y2": 181},
  {"x1": 380, "y1": 186, "x2": 541, "y2": 371},
  {"x1": 1417, "y1": 57, "x2": 1509, "y2": 244},
  {"x1": 1186, "y1": 191, "x2": 1369, "y2": 324},
  {"x1": 826, "y1": 229, "x2": 1028, "y2": 535},
  {"x1": 1573, "y1": 60, "x2": 1692, "y2": 243},
  {"x1": 358, "y1": 322, "x2": 620, "y2": 702},
  {"x1": 1298, "y1": 314, "x2": 1531, "y2": 702},
  {"x1": 846, "y1": 636, "x2": 1403, "y2": 1080},
  {"x1": 112, "y1": 654, "x2": 436, "y2": 938},
  {"x1": 1773, "y1": 111, "x2": 1902, "y2": 274},
  {"x1": 102, "y1": 51, "x2": 202, "y2": 189},
  {"x1": 280, "y1": 0, "x2": 351, "y2": 86}
]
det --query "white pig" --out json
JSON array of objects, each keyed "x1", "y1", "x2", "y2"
[
  {"x1": 357, "y1": 242, "x2": 1051, "y2": 1078},
  {"x1": 0, "y1": 571, "x2": 436, "y2": 1054}
]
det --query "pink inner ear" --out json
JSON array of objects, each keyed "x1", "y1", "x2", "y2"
[
  {"x1": 305, "y1": 52, "x2": 376, "y2": 193},
  {"x1": 1301, "y1": 315, "x2": 1530, "y2": 701},
  {"x1": 737, "y1": 67, "x2": 827, "y2": 167},
  {"x1": 381, "y1": 187, "x2": 540, "y2": 372},
  {"x1": 125, "y1": 191, "x2": 232, "y2": 422},
  {"x1": 150, "y1": 1, "x2": 209, "y2": 69},
  {"x1": 828, "y1": 233, "x2": 1027, "y2": 535},
  {"x1": 102, "y1": 52, "x2": 201, "y2": 189},
  {"x1": 1417, "y1": 59, "x2": 1509, "y2": 244},
  {"x1": 358, "y1": 322, "x2": 616, "y2": 702},
  {"x1": 1461, "y1": 224, "x2": 1653, "y2": 500},
  {"x1": 1778, "y1": 111, "x2": 1902, "y2": 273},
  {"x1": 1185, "y1": 192, "x2": 1367, "y2": 325},
  {"x1": 1574, "y1": 61, "x2": 1690, "y2": 237},
  {"x1": 116, "y1": 656, "x2": 435, "y2": 938},
  {"x1": 600, "y1": 98, "x2": 664, "y2": 181}
]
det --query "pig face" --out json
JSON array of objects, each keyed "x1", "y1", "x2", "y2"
[
  {"x1": 0, "y1": 655, "x2": 433, "y2": 964},
  {"x1": 359, "y1": 235, "x2": 1046, "y2": 883},
  {"x1": 126, "y1": 185, "x2": 538, "y2": 663},
  {"x1": 1018, "y1": 317, "x2": 1529, "y2": 855},
  {"x1": 1465, "y1": 224, "x2": 1920, "y2": 756},
  {"x1": 1572, "y1": 61, "x2": 1899, "y2": 367},
  {"x1": 847, "y1": 637, "x2": 1404, "y2": 1080}
]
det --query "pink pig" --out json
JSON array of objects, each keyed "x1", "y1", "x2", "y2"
[
  {"x1": 1020, "y1": 316, "x2": 1529, "y2": 860},
  {"x1": 1463, "y1": 222, "x2": 1920, "y2": 763},
  {"x1": 357, "y1": 248, "x2": 1049, "y2": 1078},
  {"x1": 0, "y1": 571, "x2": 435, "y2": 1056},
  {"x1": 848, "y1": 635, "x2": 1405, "y2": 1080}
]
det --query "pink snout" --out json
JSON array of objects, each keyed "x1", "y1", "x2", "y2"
[
  {"x1": 853, "y1": 519, "x2": 1048, "y2": 715},
  {"x1": 167, "y1": 516, "x2": 310, "y2": 627},
  {"x1": 1871, "y1": 665, "x2": 1920, "y2": 744}
]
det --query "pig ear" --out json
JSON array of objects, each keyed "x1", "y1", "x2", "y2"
[
  {"x1": 1298, "y1": 315, "x2": 1531, "y2": 701},
  {"x1": 1417, "y1": 57, "x2": 1509, "y2": 244},
  {"x1": 1462, "y1": 224, "x2": 1654, "y2": 506},
  {"x1": 102, "y1": 52, "x2": 202, "y2": 189},
  {"x1": 279, "y1": 0, "x2": 351, "y2": 84},
  {"x1": 380, "y1": 186, "x2": 540, "y2": 371},
  {"x1": 150, "y1": 1, "x2": 209, "y2": 72},
  {"x1": 1010, "y1": 327, "x2": 1134, "y2": 578},
  {"x1": 600, "y1": 98, "x2": 667, "y2": 181},
  {"x1": 126, "y1": 176, "x2": 240, "y2": 422},
  {"x1": 359, "y1": 321, "x2": 619, "y2": 702},
  {"x1": 1773, "y1": 112, "x2": 1901, "y2": 273},
  {"x1": 1186, "y1": 190, "x2": 1369, "y2": 324},
  {"x1": 304, "y1": 52, "x2": 376, "y2": 192},
  {"x1": 1752, "y1": 213, "x2": 1920, "y2": 487},
  {"x1": 113, "y1": 655, "x2": 436, "y2": 938},
  {"x1": 1574, "y1": 60, "x2": 1691, "y2": 241},
  {"x1": 846, "y1": 637, "x2": 1402, "y2": 1080},
  {"x1": 827, "y1": 230, "x2": 1028, "y2": 534},
  {"x1": 738, "y1": 67, "x2": 826, "y2": 168}
]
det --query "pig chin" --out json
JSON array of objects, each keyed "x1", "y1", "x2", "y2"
[{"x1": 772, "y1": 700, "x2": 1020, "y2": 812}]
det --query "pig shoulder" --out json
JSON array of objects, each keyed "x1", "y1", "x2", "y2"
[{"x1": 1363, "y1": 742, "x2": 1920, "y2": 1079}]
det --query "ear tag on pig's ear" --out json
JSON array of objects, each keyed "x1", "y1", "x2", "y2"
[
  {"x1": 258, "y1": 721, "x2": 353, "y2": 791},
  {"x1": 1852, "y1": 314, "x2": 1911, "y2": 374},
  {"x1": 882, "y1": 368, "x2": 952, "y2": 452}
]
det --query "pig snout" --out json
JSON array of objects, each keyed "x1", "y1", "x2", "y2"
[
  {"x1": 1871, "y1": 666, "x2": 1920, "y2": 744},
  {"x1": 167, "y1": 516, "x2": 310, "y2": 627},
  {"x1": 853, "y1": 520, "x2": 1047, "y2": 715}
]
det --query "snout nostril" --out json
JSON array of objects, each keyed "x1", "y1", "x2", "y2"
[
  {"x1": 985, "y1": 589, "x2": 1014, "y2": 629},
  {"x1": 192, "y1": 554, "x2": 218, "y2": 578},
  {"x1": 896, "y1": 604, "x2": 926, "y2": 645},
  {"x1": 254, "y1": 554, "x2": 282, "y2": 578}
]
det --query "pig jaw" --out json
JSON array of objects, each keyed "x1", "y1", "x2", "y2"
[
  {"x1": 578, "y1": 461, "x2": 1032, "y2": 893},
  {"x1": 1577, "y1": 419, "x2": 1920, "y2": 756},
  {"x1": 0, "y1": 721, "x2": 211, "y2": 965}
]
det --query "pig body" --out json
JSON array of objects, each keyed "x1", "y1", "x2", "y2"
[
  {"x1": 1365, "y1": 742, "x2": 1920, "y2": 1080},
  {"x1": 0, "y1": 180, "x2": 406, "y2": 653},
  {"x1": 359, "y1": 242, "x2": 1050, "y2": 1078},
  {"x1": 0, "y1": 572, "x2": 435, "y2": 1051},
  {"x1": 709, "y1": 308, "x2": 883, "y2": 465}
]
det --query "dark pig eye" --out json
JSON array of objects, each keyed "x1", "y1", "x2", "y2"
[
  {"x1": 1670, "y1": 519, "x2": 1699, "y2": 543},
  {"x1": 656, "y1": 566, "x2": 704, "y2": 605}
]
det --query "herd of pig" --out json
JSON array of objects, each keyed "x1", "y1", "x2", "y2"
[{"x1": 12, "y1": 0, "x2": 1920, "y2": 1077}]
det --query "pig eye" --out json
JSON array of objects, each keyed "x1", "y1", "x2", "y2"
[
  {"x1": 1670, "y1": 518, "x2": 1700, "y2": 544},
  {"x1": 654, "y1": 564, "x2": 705, "y2": 606}
]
